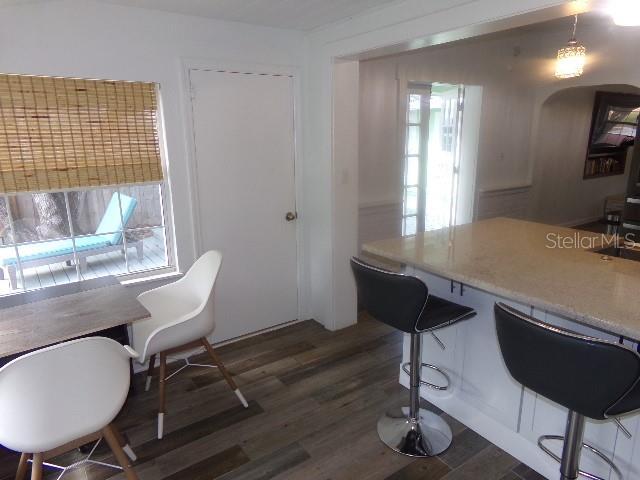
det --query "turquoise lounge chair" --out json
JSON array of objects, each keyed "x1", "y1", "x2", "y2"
[{"x1": 0, "y1": 193, "x2": 141, "y2": 289}]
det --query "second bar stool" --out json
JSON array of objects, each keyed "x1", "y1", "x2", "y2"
[
  {"x1": 351, "y1": 257, "x2": 476, "y2": 457},
  {"x1": 495, "y1": 302, "x2": 640, "y2": 480}
]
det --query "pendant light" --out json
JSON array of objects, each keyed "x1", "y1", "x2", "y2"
[{"x1": 555, "y1": 15, "x2": 586, "y2": 79}]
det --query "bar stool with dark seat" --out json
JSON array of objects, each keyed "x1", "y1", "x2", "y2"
[
  {"x1": 494, "y1": 302, "x2": 640, "y2": 480},
  {"x1": 350, "y1": 257, "x2": 476, "y2": 457}
]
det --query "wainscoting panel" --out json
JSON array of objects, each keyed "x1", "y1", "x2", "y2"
[
  {"x1": 476, "y1": 185, "x2": 532, "y2": 221},
  {"x1": 358, "y1": 202, "x2": 402, "y2": 249}
]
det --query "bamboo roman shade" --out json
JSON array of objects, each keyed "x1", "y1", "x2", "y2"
[{"x1": 0, "y1": 74, "x2": 163, "y2": 194}]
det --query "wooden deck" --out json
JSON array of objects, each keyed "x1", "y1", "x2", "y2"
[{"x1": 0, "y1": 231, "x2": 168, "y2": 296}]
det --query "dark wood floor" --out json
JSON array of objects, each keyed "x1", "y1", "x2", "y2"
[{"x1": 0, "y1": 315, "x2": 545, "y2": 480}]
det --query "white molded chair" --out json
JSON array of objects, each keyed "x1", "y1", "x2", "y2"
[
  {"x1": 0, "y1": 337, "x2": 139, "y2": 480},
  {"x1": 131, "y1": 250, "x2": 248, "y2": 439}
]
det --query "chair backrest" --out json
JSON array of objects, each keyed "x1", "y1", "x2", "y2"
[
  {"x1": 141, "y1": 250, "x2": 223, "y2": 358},
  {"x1": 350, "y1": 257, "x2": 428, "y2": 334},
  {"x1": 180, "y1": 250, "x2": 223, "y2": 309},
  {"x1": 95, "y1": 193, "x2": 138, "y2": 245},
  {"x1": 494, "y1": 302, "x2": 640, "y2": 420},
  {"x1": 0, "y1": 337, "x2": 135, "y2": 454}
]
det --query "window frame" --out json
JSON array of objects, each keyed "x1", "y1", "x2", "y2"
[
  {"x1": 584, "y1": 91, "x2": 640, "y2": 179},
  {"x1": 402, "y1": 86, "x2": 431, "y2": 236},
  {"x1": 0, "y1": 83, "x2": 176, "y2": 296},
  {"x1": 401, "y1": 83, "x2": 466, "y2": 235},
  {"x1": 0, "y1": 182, "x2": 174, "y2": 293}
]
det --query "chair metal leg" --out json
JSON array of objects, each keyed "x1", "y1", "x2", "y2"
[
  {"x1": 538, "y1": 410, "x2": 622, "y2": 480},
  {"x1": 102, "y1": 424, "x2": 139, "y2": 480},
  {"x1": 15, "y1": 453, "x2": 30, "y2": 480},
  {"x1": 409, "y1": 333, "x2": 421, "y2": 419},
  {"x1": 30, "y1": 454, "x2": 42, "y2": 480},
  {"x1": 377, "y1": 333, "x2": 453, "y2": 457},
  {"x1": 401, "y1": 331, "x2": 450, "y2": 391},
  {"x1": 615, "y1": 417, "x2": 633, "y2": 439},
  {"x1": 145, "y1": 354, "x2": 156, "y2": 392},
  {"x1": 200, "y1": 338, "x2": 248, "y2": 408},
  {"x1": 561, "y1": 411, "x2": 585, "y2": 480},
  {"x1": 158, "y1": 352, "x2": 167, "y2": 439}
]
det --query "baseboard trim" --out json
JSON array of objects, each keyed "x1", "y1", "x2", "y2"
[{"x1": 211, "y1": 318, "x2": 311, "y2": 348}]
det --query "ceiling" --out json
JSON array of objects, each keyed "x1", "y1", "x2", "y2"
[
  {"x1": 0, "y1": 0, "x2": 47, "y2": 7},
  {"x1": 427, "y1": 10, "x2": 614, "y2": 51},
  {"x1": 508, "y1": 10, "x2": 613, "y2": 34},
  {"x1": 91, "y1": 0, "x2": 402, "y2": 31}
]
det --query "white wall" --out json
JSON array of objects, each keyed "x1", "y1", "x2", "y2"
[
  {"x1": 303, "y1": 0, "x2": 572, "y2": 330},
  {"x1": 358, "y1": 58, "x2": 401, "y2": 208},
  {"x1": 359, "y1": 33, "x2": 540, "y2": 200},
  {"x1": 358, "y1": 32, "x2": 538, "y2": 242},
  {"x1": 358, "y1": 17, "x2": 640, "y2": 244},
  {"x1": 529, "y1": 85, "x2": 638, "y2": 226},
  {"x1": 0, "y1": 0, "x2": 305, "y2": 280},
  {"x1": 357, "y1": 58, "x2": 403, "y2": 246},
  {"x1": 332, "y1": 60, "x2": 360, "y2": 332},
  {"x1": 523, "y1": 22, "x2": 640, "y2": 225},
  {"x1": 0, "y1": 0, "x2": 600, "y2": 334}
]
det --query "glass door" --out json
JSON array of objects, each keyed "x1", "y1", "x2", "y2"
[
  {"x1": 402, "y1": 83, "x2": 465, "y2": 235},
  {"x1": 402, "y1": 87, "x2": 429, "y2": 235}
]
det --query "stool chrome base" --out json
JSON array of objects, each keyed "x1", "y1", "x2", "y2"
[{"x1": 377, "y1": 406, "x2": 453, "y2": 457}]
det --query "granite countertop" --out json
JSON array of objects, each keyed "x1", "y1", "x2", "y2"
[{"x1": 362, "y1": 217, "x2": 640, "y2": 340}]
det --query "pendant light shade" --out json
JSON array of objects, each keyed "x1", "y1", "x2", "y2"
[{"x1": 555, "y1": 15, "x2": 586, "y2": 79}]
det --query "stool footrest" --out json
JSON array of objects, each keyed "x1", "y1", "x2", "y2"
[
  {"x1": 538, "y1": 435, "x2": 621, "y2": 480},
  {"x1": 402, "y1": 362, "x2": 450, "y2": 391}
]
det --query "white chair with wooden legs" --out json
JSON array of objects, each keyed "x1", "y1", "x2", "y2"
[
  {"x1": 0, "y1": 337, "x2": 139, "y2": 480},
  {"x1": 131, "y1": 250, "x2": 248, "y2": 440}
]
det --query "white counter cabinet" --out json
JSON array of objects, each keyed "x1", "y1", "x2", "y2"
[{"x1": 402, "y1": 267, "x2": 638, "y2": 480}]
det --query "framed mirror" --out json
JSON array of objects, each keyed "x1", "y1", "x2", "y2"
[{"x1": 584, "y1": 91, "x2": 640, "y2": 179}]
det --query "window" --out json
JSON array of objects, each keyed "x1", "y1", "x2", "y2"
[
  {"x1": 0, "y1": 74, "x2": 172, "y2": 296},
  {"x1": 402, "y1": 83, "x2": 465, "y2": 236},
  {"x1": 441, "y1": 98, "x2": 458, "y2": 153},
  {"x1": 402, "y1": 91, "x2": 428, "y2": 236}
]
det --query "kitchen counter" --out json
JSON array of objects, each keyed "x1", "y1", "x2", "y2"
[
  {"x1": 362, "y1": 218, "x2": 640, "y2": 479},
  {"x1": 363, "y1": 217, "x2": 640, "y2": 340}
]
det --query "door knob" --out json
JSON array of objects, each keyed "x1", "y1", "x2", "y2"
[{"x1": 285, "y1": 211, "x2": 297, "y2": 222}]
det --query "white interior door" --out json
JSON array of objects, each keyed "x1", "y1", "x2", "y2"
[{"x1": 189, "y1": 68, "x2": 298, "y2": 343}]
